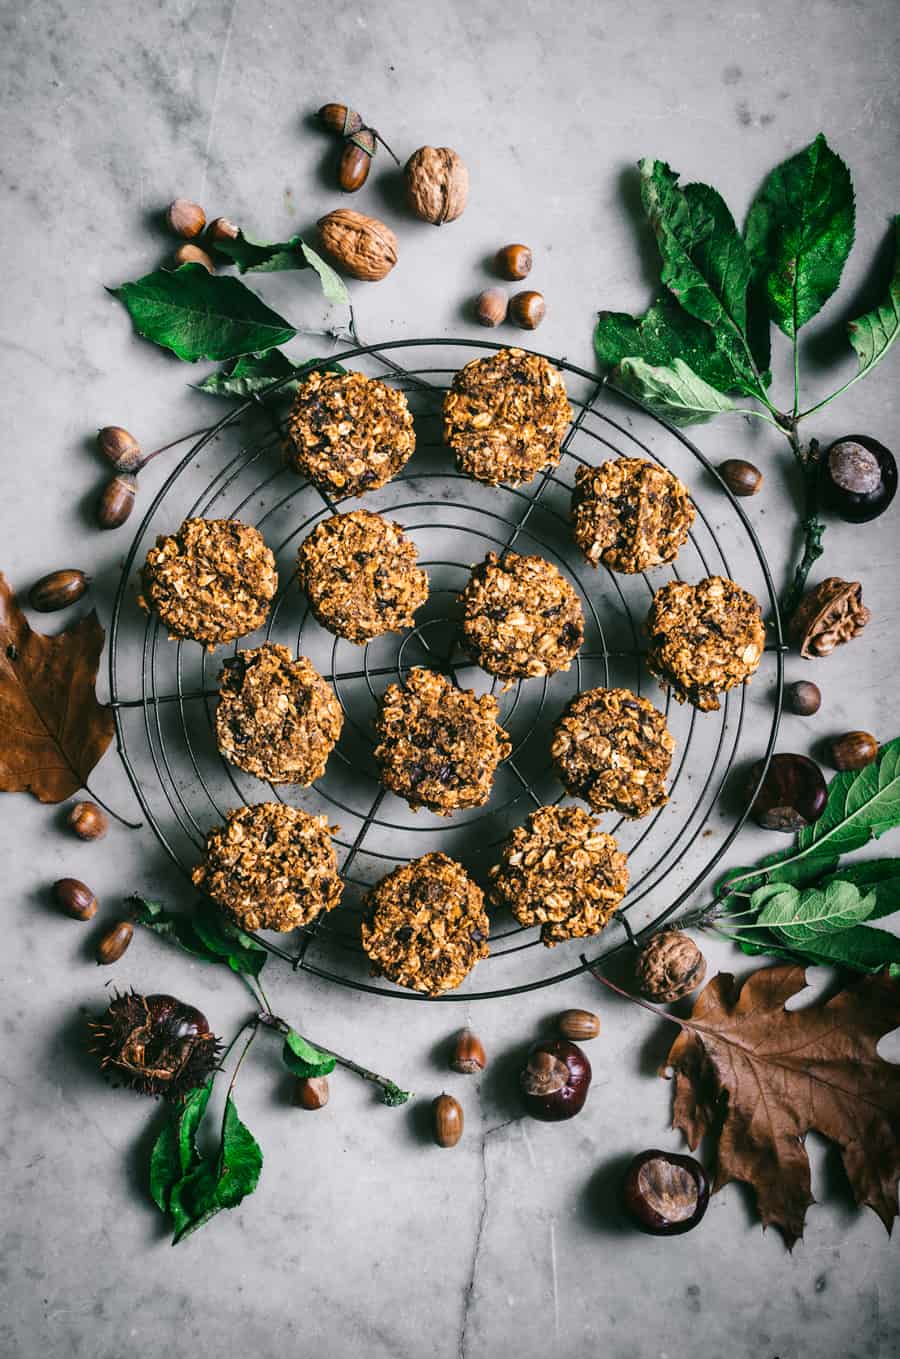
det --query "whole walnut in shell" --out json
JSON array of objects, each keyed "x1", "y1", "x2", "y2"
[
  {"x1": 634, "y1": 931, "x2": 707, "y2": 1003},
  {"x1": 405, "y1": 146, "x2": 468, "y2": 225},
  {"x1": 317, "y1": 209, "x2": 398, "y2": 281}
]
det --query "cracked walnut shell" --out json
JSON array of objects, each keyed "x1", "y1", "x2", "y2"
[
  {"x1": 788, "y1": 577, "x2": 870, "y2": 658},
  {"x1": 405, "y1": 146, "x2": 468, "y2": 224},
  {"x1": 317, "y1": 209, "x2": 398, "y2": 280}
]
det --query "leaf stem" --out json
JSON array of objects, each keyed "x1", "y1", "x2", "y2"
[
  {"x1": 256, "y1": 1011, "x2": 409, "y2": 1104},
  {"x1": 222, "y1": 1022, "x2": 259, "y2": 1121},
  {"x1": 139, "y1": 426, "x2": 215, "y2": 469},
  {"x1": 779, "y1": 428, "x2": 826, "y2": 619}
]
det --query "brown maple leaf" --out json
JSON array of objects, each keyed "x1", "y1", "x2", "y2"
[
  {"x1": 664, "y1": 964, "x2": 900, "y2": 1247},
  {"x1": 0, "y1": 571, "x2": 114, "y2": 804}
]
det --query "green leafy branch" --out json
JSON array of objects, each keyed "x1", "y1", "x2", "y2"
[{"x1": 595, "y1": 137, "x2": 900, "y2": 617}]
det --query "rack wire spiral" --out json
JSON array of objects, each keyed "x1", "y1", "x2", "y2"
[{"x1": 109, "y1": 338, "x2": 784, "y2": 1001}]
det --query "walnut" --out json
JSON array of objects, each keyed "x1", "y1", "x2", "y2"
[
  {"x1": 634, "y1": 931, "x2": 707, "y2": 1003},
  {"x1": 317, "y1": 209, "x2": 398, "y2": 281},
  {"x1": 405, "y1": 146, "x2": 468, "y2": 224},
  {"x1": 788, "y1": 577, "x2": 870, "y2": 658}
]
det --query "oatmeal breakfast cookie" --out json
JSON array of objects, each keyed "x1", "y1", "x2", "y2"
[
  {"x1": 191, "y1": 802, "x2": 342, "y2": 932},
  {"x1": 297, "y1": 509, "x2": 429, "y2": 644},
  {"x1": 374, "y1": 667, "x2": 511, "y2": 815},
  {"x1": 285, "y1": 369, "x2": 415, "y2": 498},
  {"x1": 139, "y1": 517, "x2": 277, "y2": 648},
  {"x1": 361, "y1": 852, "x2": 489, "y2": 994},
  {"x1": 215, "y1": 644, "x2": 343, "y2": 785},
  {"x1": 646, "y1": 576, "x2": 765, "y2": 712},
  {"x1": 442, "y1": 347, "x2": 572, "y2": 485},
  {"x1": 488, "y1": 804, "x2": 628, "y2": 948},
  {"x1": 551, "y1": 687, "x2": 674, "y2": 818},
  {"x1": 571, "y1": 456, "x2": 695, "y2": 573},
  {"x1": 458, "y1": 551, "x2": 584, "y2": 682}
]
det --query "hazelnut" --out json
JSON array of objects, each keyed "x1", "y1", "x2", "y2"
[
  {"x1": 784, "y1": 680, "x2": 821, "y2": 716},
  {"x1": 206, "y1": 216, "x2": 240, "y2": 243},
  {"x1": 96, "y1": 921, "x2": 134, "y2": 965},
  {"x1": 621, "y1": 1150, "x2": 710, "y2": 1236},
  {"x1": 53, "y1": 877, "x2": 97, "y2": 921},
  {"x1": 97, "y1": 473, "x2": 137, "y2": 530},
  {"x1": 318, "y1": 208, "x2": 398, "y2": 281},
  {"x1": 318, "y1": 103, "x2": 364, "y2": 137},
  {"x1": 293, "y1": 1075, "x2": 330, "y2": 1110},
  {"x1": 634, "y1": 932, "x2": 706, "y2": 1002},
  {"x1": 173, "y1": 243, "x2": 215, "y2": 273},
  {"x1": 557, "y1": 1009, "x2": 600, "y2": 1041},
  {"x1": 475, "y1": 288, "x2": 507, "y2": 327},
  {"x1": 432, "y1": 1093, "x2": 464, "y2": 1147},
  {"x1": 339, "y1": 129, "x2": 375, "y2": 193},
  {"x1": 829, "y1": 730, "x2": 878, "y2": 771},
  {"x1": 496, "y1": 243, "x2": 533, "y2": 280},
  {"x1": 520, "y1": 1039, "x2": 591, "y2": 1121},
  {"x1": 67, "y1": 801, "x2": 108, "y2": 841},
  {"x1": 450, "y1": 1029, "x2": 486, "y2": 1074},
  {"x1": 165, "y1": 198, "x2": 206, "y2": 239},
  {"x1": 748, "y1": 752, "x2": 827, "y2": 832},
  {"x1": 28, "y1": 569, "x2": 90, "y2": 613},
  {"x1": 510, "y1": 290, "x2": 545, "y2": 330},
  {"x1": 717, "y1": 459, "x2": 763, "y2": 496},
  {"x1": 405, "y1": 146, "x2": 468, "y2": 225},
  {"x1": 97, "y1": 426, "x2": 142, "y2": 472}
]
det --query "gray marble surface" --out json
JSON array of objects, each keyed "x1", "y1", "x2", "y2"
[{"x1": 3, "y1": 1, "x2": 900, "y2": 1356}]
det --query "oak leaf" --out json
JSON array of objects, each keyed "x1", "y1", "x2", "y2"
[
  {"x1": 0, "y1": 572, "x2": 114, "y2": 803},
  {"x1": 664, "y1": 964, "x2": 900, "y2": 1247}
]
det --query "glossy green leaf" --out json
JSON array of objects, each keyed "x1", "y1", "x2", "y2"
[
  {"x1": 827, "y1": 859, "x2": 900, "y2": 921},
  {"x1": 745, "y1": 133, "x2": 855, "y2": 336},
  {"x1": 172, "y1": 1096, "x2": 263, "y2": 1244},
  {"x1": 595, "y1": 294, "x2": 741, "y2": 392},
  {"x1": 149, "y1": 1078, "x2": 214, "y2": 1219},
  {"x1": 847, "y1": 216, "x2": 900, "y2": 380},
  {"x1": 131, "y1": 894, "x2": 267, "y2": 978},
  {"x1": 755, "y1": 879, "x2": 875, "y2": 946},
  {"x1": 794, "y1": 737, "x2": 900, "y2": 860},
  {"x1": 214, "y1": 233, "x2": 349, "y2": 304},
  {"x1": 300, "y1": 242, "x2": 350, "y2": 304},
  {"x1": 196, "y1": 352, "x2": 345, "y2": 400},
  {"x1": 109, "y1": 264, "x2": 296, "y2": 362},
  {"x1": 281, "y1": 1029, "x2": 336, "y2": 1080},
  {"x1": 614, "y1": 356, "x2": 739, "y2": 424}
]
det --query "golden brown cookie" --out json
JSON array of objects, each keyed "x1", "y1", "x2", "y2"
[
  {"x1": 571, "y1": 456, "x2": 695, "y2": 573},
  {"x1": 551, "y1": 688, "x2": 674, "y2": 818},
  {"x1": 285, "y1": 370, "x2": 415, "y2": 497},
  {"x1": 374, "y1": 667, "x2": 511, "y2": 815},
  {"x1": 646, "y1": 576, "x2": 765, "y2": 712},
  {"x1": 215, "y1": 644, "x2": 343, "y2": 785},
  {"x1": 139, "y1": 517, "x2": 277, "y2": 648},
  {"x1": 297, "y1": 510, "x2": 429, "y2": 644},
  {"x1": 458, "y1": 551, "x2": 584, "y2": 682},
  {"x1": 191, "y1": 803, "x2": 342, "y2": 932},
  {"x1": 442, "y1": 347, "x2": 572, "y2": 485},
  {"x1": 488, "y1": 804, "x2": 628, "y2": 948},
  {"x1": 361, "y1": 852, "x2": 489, "y2": 994}
]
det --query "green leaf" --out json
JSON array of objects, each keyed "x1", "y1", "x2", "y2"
[
  {"x1": 109, "y1": 264, "x2": 296, "y2": 362},
  {"x1": 380, "y1": 1083, "x2": 412, "y2": 1107},
  {"x1": 638, "y1": 159, "x2": 762, "y2": 396},
  {"x1": 300, "y1": 242, "x2": 350, "y2": 305},
  {"x1": 755, "y1": 879, "x2": 875, "y2": 947},
  {"x1": 744, "y1": 133, "x2": 855, "y2": 337},
  {"x1": 195, "y1": 352, "x2": 345, "y2": 400},
  {"x1": 847, "y1": 215, "x2": 900, "y2": 381},
  {"x1": 281, "y1": 1029, "x2": 336, "y2": 1080},
  {"x1": 149, "y1": 1079, "x2": 214, "y2": 1219},
  {"x1": 131, "y1": 894, "x2": 267, "y2": 978},
  {"x1": 214, "y1": 233, "x2": 349, "y2": 304},
  {"x1": 717, "y1": 848, "x2": 840, "y2": 903},
  {"x1": 787, "y1": 923, "x2": 900, "y2": 975},
  {"x1": 827, "y1": 859, "x2": 900, "y2": 921},
  {"x1": 595, "y1": 294, "x2": 741, "y2": 393},
  {"x1": 795, "y1": 737, "x2": 900, "y2": 861},
  {"x1": 614, "y1": 356, "x2": 739, "y2": 425},
  {"x1": 172, "y1": 1096, "x2": 263, "y2": 1244}
]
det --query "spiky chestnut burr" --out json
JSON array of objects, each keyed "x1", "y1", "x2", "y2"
[{"x1": 87, "y1": 991, "x2": 221, "y2": 1100}]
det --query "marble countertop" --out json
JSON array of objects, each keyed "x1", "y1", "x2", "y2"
[{"x1": 3, "y1": 2, "x2": 900, "y2": 1356}]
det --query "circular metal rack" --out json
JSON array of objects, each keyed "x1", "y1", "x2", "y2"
[{"x1": 109, "y1": 338, "x2": 784, "y2": 1002}]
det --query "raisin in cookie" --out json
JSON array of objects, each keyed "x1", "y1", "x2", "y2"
[
  {"x1": 646, "y1": 576, "x2": 765, "y2": 712},
  {"x1": 551, "y1": 687, "x2": 674, "y2": 818},
  {"x1": 285, "y1": 369, "x2": 415, "y2": 498},
  {"x1": 458, "y1": 551, "x2": 584, "y2": 682},
  {"x1": 571, "y1": 457, "x2": 695, "y2": 573}
]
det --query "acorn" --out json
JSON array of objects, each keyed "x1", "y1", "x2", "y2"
[
  {"x1": 318, "y1": 103, "x2": 364, "y2": 137},
  {"x1": 339, "y1": 128, "x2": 377, "y2": 192},
  {"x1": 97, "y1": 426, "x2": 142, "y2": 472},
  {"x1": 68, "y1": 801, "x2": 108, "y2": 841},
  {"x1": 53, "y1": 878, "x2": 97, "y2": 921},
  {"x1": 28, "y1": 569, "x2": 90, "y2": 613},
  {"x1": 97, "y1": 473, "x2": 137, "y2": 530},
  {"x1": 96, "y1": 921, "x2": 134, "y2": 965}
]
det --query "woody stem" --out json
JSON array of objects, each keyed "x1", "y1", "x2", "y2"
[{"x1": 780, "y1": 425, "x2": 826, "y2": 621}]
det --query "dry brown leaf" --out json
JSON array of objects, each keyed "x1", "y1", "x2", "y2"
[
  {"x1": 0, "y1": 571, "x2": 114, "y2": 803},
  {"x1": 664, "y1": 964, "x2": 900, "y2": 1247}
]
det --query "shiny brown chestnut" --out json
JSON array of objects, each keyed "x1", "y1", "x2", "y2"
[
  {"x1": 717, "y1": 459, "x2": 763, "y2": 496},
  {"x1": 520, "y1": 1038, "x2": 591, "y2": 1121},
  {"x1": 96, "y1": 920, "x2": 134, "y2": 964},
  {"x1": 821, "y1": 436, "x2": 897, "y2": 524},
  {"x1": 68, "y1": 801, "x2": 108, "y2": 841},
  {"x1": 784, "y1": 680, "x2": 822, "y2": 716},
  {"x1": 557, "y1": 1009, "x2": 601, "y2": 1041},
  {"x1": 829, "y1": 730, "x2": 878, "y2": 771},
  {"x1": 748, "y1": 753, "x2": 828, "y2": 832},
  {"x1": 53, "y1": 877, "x2": 98, "y2": 921},
  {"x1": 28, "y1": 569, "x2": 90, "y2": 612},
  {"x1": 621, "y1": 1149, "x2": 710, "y2": 1236}
]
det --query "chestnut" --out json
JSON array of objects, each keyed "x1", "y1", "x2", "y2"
[
  {"x1": 747, "y1": 753, "x2": 827, "y2": 832},
  {"x1": 520, "y1": 1038, "x2": 591, "y2": 1121},
  {"x1": 829, "y1": 730, "x2": 878, "y2": 771},
  {"x1": 784, "y1": 680, "x2": 822, "y2": 716},
  {"x1": 621, "y1": 1149, "x2": 710, "y2": 1236},
  {"x1": 820, "y1": 436, "x2": 896, "y2": 523}
]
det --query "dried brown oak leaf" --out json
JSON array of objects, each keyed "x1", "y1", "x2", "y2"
[
  {"x1": 0, "y1": 572, "x2": 114, "y2": 803},
  {"x1": 664, "y1": 964, "x2": 900, "y2": 1248}
]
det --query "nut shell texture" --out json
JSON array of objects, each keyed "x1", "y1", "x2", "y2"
[
  {"x1": 489, "y1": 804, "x2": 628, "y2": 947},
  {"x1": 459, "y1": 551, "x2": 584, "y2": 682},
  {"x1": 443, "y1": 348, "x2": 571, "y2": 486},
  {"x1": 405, "y1": 146, "x2": 468, "y2": 224},
  {"x1": 317, "y1": 209, "x2": 398, "y2": 280},
  {"x1": 788, "y1": 577, "x2": 870, "y2": 659},
  {"x1": 362, "y1": 853, "x2": 489, "y2": 994},
  {"x1": 215, "y1": 644, "x2": 343, "y2": 785},
  {"x1": 286, "y1": 370, "x2": 415, "y2": 498},
  {"x1": 571, "y1": 457, "x2": 695, "y2": 573},
  {"x1": 551, "y1": 687, "x2": 674, "y2": 818},
  {"x1": 297, "y1": 510, "x2": 428, "y2": 643},
  {"x1": 374, "y1": 667, "x2": 511, "y2": 815},
  {"x1": 192, "y1": 803, "x2": 342, "y2": 932},
  {"x1": 646, "y1": 576, "x2": 765, "y2": 711},
  {"x1": 139, "y1": 518, "x2": 277, "y2": 647},
  {"x1": 635, "y1": 931, "x2": 707, "y2": 1002}
]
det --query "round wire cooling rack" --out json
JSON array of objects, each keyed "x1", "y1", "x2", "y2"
[{"x1": 108, "y1": 338, "x2": 784, "y2": 1002}]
